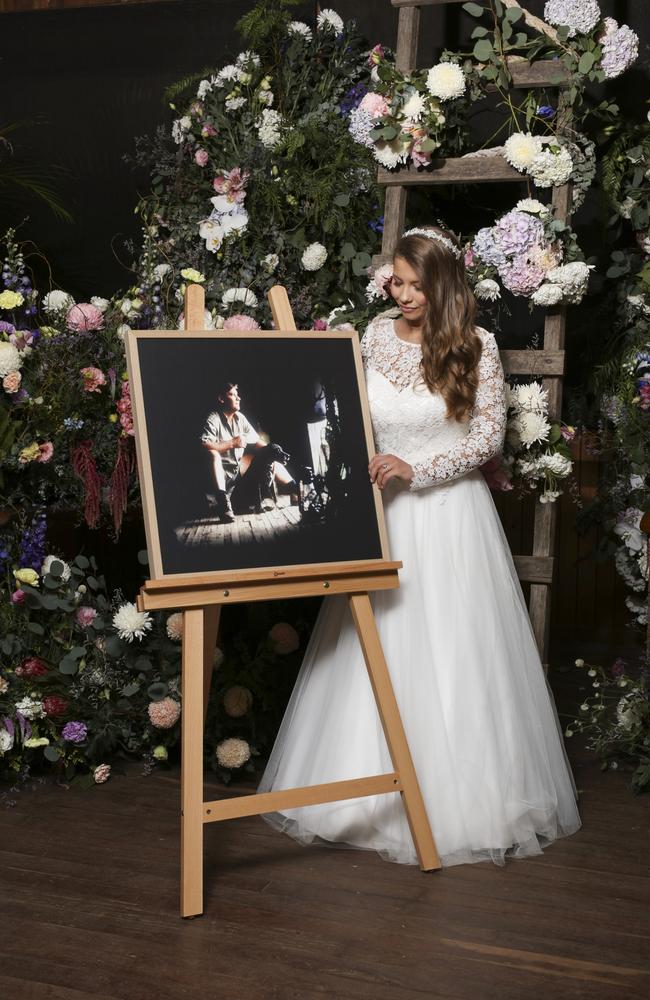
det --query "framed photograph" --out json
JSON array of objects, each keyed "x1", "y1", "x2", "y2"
[{"x1": 125, "y1": 331, "x2": 389, "y2": 580}]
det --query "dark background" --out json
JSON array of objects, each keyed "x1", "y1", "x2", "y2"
[
  {"x1": 2, "y1": 0, "x2": 648, "y2": 300},
  {"x1": 136, "y1": 334, "x2": 383, "y2": 573}
]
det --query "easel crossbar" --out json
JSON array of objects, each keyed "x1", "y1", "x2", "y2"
[{"x1": 203, "y1": 773, "x2": 402, "y2": 823}]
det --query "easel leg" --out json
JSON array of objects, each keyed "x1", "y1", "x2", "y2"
[
  {"x1": 181, "y1": 607, "x2": 205, "y2": 917},
  {"x1": 203, "y1": 605, "x2": 221, "y2": 725},
  {"x1": 348, "y1": 593, "x2": 441, "y2": 871}
]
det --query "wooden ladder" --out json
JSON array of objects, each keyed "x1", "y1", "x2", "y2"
[{"x1": 378, "y1": 0, "x2": 572, "y2": 666}]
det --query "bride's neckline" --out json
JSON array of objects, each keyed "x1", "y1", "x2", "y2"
[{"x1": 391, "y1": 319, "x2": 422, "y2": 349}]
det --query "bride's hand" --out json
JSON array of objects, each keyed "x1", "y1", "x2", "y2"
[{"x1": 369, "y1": 453, "x2": 414, "y2": 490}]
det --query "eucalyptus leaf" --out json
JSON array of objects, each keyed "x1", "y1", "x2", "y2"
[
  {"x1": 104, "y1": 635, "x2": 125, "y2": 658},
  {"x1": 504, "y1": 5, "x2": 523, "y2": 22},
  {"x1": 58, "y1": 657, "x2": 79, "y2": 675},
  {"x1": 462, "y1": 1, "x2": 485, "y2": 16},
  {"x1": 27, "y1": 622, "x2": 45, "y2": 636},
  {"x1": 474, "y1": 39, "x2": 494, "y2": 62},
  {"x1": 147, "y1": 681, "x2": 168, "y2": 700},
  {"x1": 137, "y1": 549, "x2": 149, "y2": 566},
  {"x1": 44, "y1": 745, "x2": 61, "y2": 763},
  {"x1": 41, "y1": 595, "x2": 59, "y2": 611},
  {"x1": 333, "y1": 193, "x2": 350, "y2": 207},
  {"x1": 75, "y1": 555, "x2": 90, "y2": 569}
]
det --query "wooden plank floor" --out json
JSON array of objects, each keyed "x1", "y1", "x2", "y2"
[
  {"x1": 176, "y1": 495, "x2": 302, "y2": 548},
  {"x1": 1, "y1": 657, "x2": 649, "y2": 1000}
]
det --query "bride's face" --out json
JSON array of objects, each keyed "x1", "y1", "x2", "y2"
[{"x1": 390, "y1": 255, "x2": 427, "y2": 322}]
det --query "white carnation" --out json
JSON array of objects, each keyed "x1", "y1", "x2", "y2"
[
  {"x1": 288, "y1": 20, "x2": 312, "y2": 40},
  {"x1": 544, "y1": 1, "x2": 601, "y2": 38},
  {"x1": 514, "y1": 382, "x2": 548, "y2": 413},
  {"x1": 546, "y1": 261, "x2": 592, "y2": 304},
  {"x1": 531, "y1": 283, "x2": 565, "y2": 307},
  {"x1": 516, "y1": 410, "x2": 551, "y2": 447},
  {"x1": 15, "y1": 696, "x2": 44, "y2": 720},
  {"x1": 112, "y1": 602, "x2": 153, "y2": 642},
  {"x1": 301, "y1": 242, "x2": 328, "y2": 271},
  {"x1": 0, "y1": 341, "x2": 22, "y2": 377},
  {"x1": 503, "y1": 132, "x2": 543, "y2": 172},
  {"x1": 529, "y1": 146, "x2": 574, "y2": 187},
  {"x1": 43, "y1": 289, "x2": 74, "y2": 314},
  {"x1": 426, "y1": 62, "x2": 466, "y2": 101},
  {"x1": 317, "y1": 8, "x2": 344, "y2": 34},
  {"x1": 257, "y1": 108, "x2": 283, "y2": 149},
  {"x1": 41, "y1": 555, "x2": 71, "y2": 582},
  {"x1": 474, "y1": 278, "x2": 501, "y2": 302},
  {"x1": 222, "y1": 287, "x2": 258, "y2": 308},
  {"x1": 515, "y1": 198, "x2": 550, "y2": 216}
]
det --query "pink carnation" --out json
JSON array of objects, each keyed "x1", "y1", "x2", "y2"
[
  {"x1": 359, "y1": 92, "x2": 390, "y2": 118},
  {"x1": 76, "y1": 606, "x2": 97, "y2": 627},
  {"x1": 148, "y1": 697, "x2": 181, "y2": 729},
  {"x1": 194, "y1": 149, "x2": 209, "y2": 167},
  {"x1": 223, "y1": 314, "x2": 260, "y2": 330},
  {"x1": 3, "y1": 371, "x2": 22, "y2": 393},
  {"x1": 37, "y1": 441, "x2": 54, "y2": 463},
  {"x1": 80, "y1": 366, "x2": 107, "y2": 393},
  {"x1": 67, "y1": 303, "x2": 105, "y2": 332},
  {"x1": 269, "y1": 622, "x2": 300, "y2": 655}
]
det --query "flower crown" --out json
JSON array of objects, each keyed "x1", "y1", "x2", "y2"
[{"x1": 402, "y1": 227, "x2": 461, "y2": 259}]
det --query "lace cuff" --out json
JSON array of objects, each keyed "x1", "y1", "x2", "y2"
[{"x1": 410, "y1": 334, "x2": 506, "y2": 491}]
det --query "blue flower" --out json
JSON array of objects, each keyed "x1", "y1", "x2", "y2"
[
  {"x1": 369, "y1": 216, "x2": 384, "y2": 233},
  {"x1": 536, "y1": 105, "x2": 556, "y2": 119}
]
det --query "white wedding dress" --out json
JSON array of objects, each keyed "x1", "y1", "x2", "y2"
[{"x1": 258, "y1": 315, "x2": 581, "y2": 867}]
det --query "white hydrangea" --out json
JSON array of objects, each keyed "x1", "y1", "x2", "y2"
[
  {"x1": 544, "y1": 1, "x2": 601, "y2": 38},
  {"x1": 426, "y1": 62, "x2": 466, "y2": 101},
  {"x1": 529, "y1": 146, "x2": 574, "y2": 187},
  {"x1": 222, "y1": 287, "x2": 258, "y2": 308},
  {"x1": 515, "y1": 198, "x2": 550, "y2": 216},
  {"x1": 257, "y1": 108, "x2": 283, "y2": 149},
  {"x1": 288, "y1": 20, "x2": 312, "y2": 40},
  {"x1": 41, "y1": 555, "x2": 71, "y2": 582},
  {"x1": 348, "y1": 107, "x2": 375, "y2": 148},
  {"x1": 514, "y1": 382, "x2": 548, "y2": 413},
  {"x1": 546, "y1": 261, "x2": 592, "y2": 303},
  {"x1": 43, "y1": 289, "x2": 74, "y2": 314},
  {"x1": 503, "y1": 132, "x2": 543, "y2": 172},
  {"x1": 112, "y1": 602, "x2": 153, "y2": 642},
  {"x1": 401, "y1": 91, "x2": 426, "y2": 121},
  {"x1": 0, "y1": 341, "x2": 22, "y2": 377},
  {"x1": 301, "y1": 242, "x2": 328, "y2": 271},
  {"x1": 317, "y1": 8, "x2": 344, "y2": 34},
  {"x1": 474, "y1": 278, "x2": 501, "y2": 302},
  {"x1": 15, "y1": 696, "x2": 44, "y2": 720},
  {"x1": 516, "y1": 411, "x2": 551, "y2": 447},
  {"x1": 531, "y1": 282, "x2": 565, "y2": 307}
]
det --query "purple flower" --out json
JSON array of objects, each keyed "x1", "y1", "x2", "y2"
[
  {"x1": 62, "y1": 721, "x2": 88, "y2": 743},
  {"x1": 19, "y1": 509, "x2": 47, "y2": 571},
  {"x1": 0, "y1": 320, "x2": 15, "y2": 334},
  {"x1": 369, "y1": 216, "x2": 385, "y2": 233},
  {"x1": 494, "y1": 211, "x2": 544, "y2": 257},
  {"x1": 501, "y1": 254, "x2": 545, "y2": 296},
  {"x1": 536, "y1": 105, "x2": 555, "y2": 119},
  {"x1": 339, "y1": 82, "x2": 368, "y2": 116},
  {"x1": 473, "y1": 227, "x2": 508, "y2": 269}
]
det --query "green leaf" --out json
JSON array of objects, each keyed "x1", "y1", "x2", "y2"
[
  {"x1": 462, "y1": 2, "x2": 485, "y2": 16},
  {"x1": 26, "y1": 621, "x2": 45, "y2": 635},
  {"x1": 419, "y1": 138, "x2": 438, "y2": 153},
  {"x1": 381, "y1": 126, "x2": 398, "y2": 140},
  {"x1": 58, "y1": 656, "x2": 79, "y2": 675},
  {"x1": 40, "y1": 594, "x2": 59, "y2": 611},
  {"x1": 333, "y1": 193, "x2": 350, "y2": 207},
  {"x1": 341, "y1": 242, "x2": 356, "y2": 260},
  {"x1": 44, "y1": 745, "x2": 61, "y2": 763},
  {"x1": 578, "y1": 51, "x2": 596, "y2": 74},
  {"x1": 104, "y1": 635, "x2": 125, "y2": 658},
  {"x1": 23, "y1": 590, "x2": 42, "y2": 610},
  {"x1": 505, "y1": 5, "x2": 523, "y2": 22},
  {"x1": 473, "y1": 39, "x2": 494, "y2": 62},
  {"x1": 69, "y1": 646, "x2": 87, "y2": 660},
  {"x1": 147, "y1": 681, "x2": 168, "y2": 700},
  {"x1": 87, "y1": 576, "x2": 99, "y2": 591},
  {"x1": 471, "y1": 25, "x2": 489, "y2": 38},
  {"x1": 74, "y1": 555, "x2": 90, "y2": 569},
  {"x1": 137, "y1": 549, "x2": 149, "y2": 566}
]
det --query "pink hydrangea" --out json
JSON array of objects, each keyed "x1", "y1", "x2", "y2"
[
  {"x1": 80, "y1": 366, "x2": 107, "y2": 393},
  {"x1": 37, "y1": 441, "x2": 54, "y2": 463},
  {"x1": 67, "y1": 303, "x2": 105, "y2": 332},
  {"x1": 213, "y1": 167, "x2": 249, "y2": 204},
  {"x1": 359, "y1": 92, "x2": 390, "y2": 118},
  {"x1": 223, "y1": 314, "x2": 261, "y2": 330},
  {"x1": 148, "y1": 697, "x2": 181, "y2": 729},
  {"x1": 76, "y1": 606, "x2": 97, "y2": 627},
  {"x1": 500, "y1": 254, "x2": 545, "y2": 296},
  {"x1": 269, "y1": 622, "x2": 300, "y2": 655},
  {"x1": 194, "y1": 149, "x2": 209, "y2": 167}
]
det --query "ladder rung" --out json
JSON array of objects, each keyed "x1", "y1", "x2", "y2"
[
  {"x1": 501, "y1": 350, "x2": 565, "y2": 376},
  {"x1": 378, "y1": 154, "x2": 525, "y2": 186},
  {"x1": 514, "y1": 555, "x2": 554, "y2": 584}
]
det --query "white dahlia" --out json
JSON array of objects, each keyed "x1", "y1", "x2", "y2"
[
  {"x1": 0, "y1": 341, "x2": 22, "y2": 378},
  {"x1": 317, "y1": 8, "x2": 344, "y2": 34},
  {"x1": 112, "y1": 602, "x2": 153, "y2": 642},
  {"x1": 426, "y1": 62, "x2": 466, "y2": 101},
  {"x1": 474, "y1": 278, "x2": 501, "y2": 302},
  {"x1": 301, "y1": 242, "x2": 328, "y2": 271},
  {"x1": 503, "y1": 132, "x2": 543, "y2": 172}
]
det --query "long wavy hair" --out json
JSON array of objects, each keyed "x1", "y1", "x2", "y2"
[{"x1": 392, "y1": 227, "x2": 482, "y2": 422}]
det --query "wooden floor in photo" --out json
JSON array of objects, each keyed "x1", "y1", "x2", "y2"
[
  {"x1": 1, "y1": 651, "x2": 649, "y2": 1000},
  {"x1": 176, "y1": 495, "x2": 301, "y2": 548}
]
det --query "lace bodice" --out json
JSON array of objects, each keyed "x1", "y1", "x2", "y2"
[{"x1": 360, "y1": 314, "x2": 506, "y2": 491}]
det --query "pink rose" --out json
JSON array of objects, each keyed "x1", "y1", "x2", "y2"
[
  {"x1": 37, "y1": 441, "x2": 54, "y2": 463},
  {"x1": 268, "y1": 622, "x2": 300, "y2": 655},
  {"x1": 3, "y1": 371, "x2": 22, "y2": 393},
  {"x1": 368, "y1": 43, "x2": 385, "y2": 66},
  {"x1": 67, "y1": 303, "x2": 105, "y2": 332},
  {"x1": 76, "y1": 606, "x2": 97, "y2": 627},
  {"x1": 480, "y1": 455, "x2": 513, "y2": 492},
  {"x1": 194, "y1": 149, "x2": 209, "y2": 167},
  {"x1": 359, "y1": 92, "x2": 390, "y2": 118},
  {"x1": 223, "y1": 314, "x2": 260, "y2": 330},
  {"x1": 80, "y1": 366, "x2": 106, "y2": 393}
]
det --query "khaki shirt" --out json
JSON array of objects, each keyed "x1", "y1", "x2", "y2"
[{"x1": 201, "y1": 409, "x2": 259, "y2": 480}]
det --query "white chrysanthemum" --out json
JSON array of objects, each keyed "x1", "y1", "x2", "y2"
[
  {"x1": 301, "y1": 242, "x2": 328, "y2": 271},
  {"x1": 348, "y1": 107, "x2": 375, "y2": 148},
  {"x1": 529, "y1": 146, "x2": 574, "y2": 187},
  {"x1": 216, "y1": 737, "x2": 251, "y2": 769},
  {"x1": 288, "y1": 20, "x2": 312, "y2": 40},
  {"x1": 14, "y1": 696, "x2": 44, "y2": 720},
  {"x1": 41, "y1": 555, "x2": 71, "y2": 582},
  {"x1": 257, "y1": 108, "x2": 283, "y2": 149},
  {"x1": 215, "y1": 64, "x2": 239, "y2": 87},
  {"x1": 514, "y1": 382, "x2": 548, "y2": 413},
  {"x1": 0, "y1": 341, "x2": 22, "y2": 377},
  {"x1": 474, "y1": 278, "x2": 501, "y2": 302},
  {"x1": 544, "y1": 0, "x2": 601, "y2": 38},
  {"x1": 515, "y1": 198, "x2": 550, "y2": 216},
  {"x1": 531, "y1": 282, "x2": 565, "y2": 307},
  {"x1": 43, "y1": 289, "x2": 74, "y2": 314},
  {"x1": 166, "y1": 612, "x2": 183, "y2": 641},
  {"x1": 317, "y1": 8, "x2": 344, "y2": 34},
  {"x1": 262, "y1": 253, "x2": 279, "y2": 272},
  {"x1": 401, "y1": 92, "x2": 426, "y2": 121},
  {"x1": 503, "y1": 132, "x2": 543, "y2": 172},
  {"x1": 90, "y1": 296, "x2": 110, "y2": 313},
  {"x1": 426, "y1": 62, "x2": 466, "y2": 101},
  {"x1": 236, "y1": 50, "x2": 261, "y2": 68},
  {"x1": 517, "y1": 410, "x2": 551, "y2": 447},
  {"x1": 546, "y1": 261, "x2": 592, "y2": 303},
  {"x1": 112, "y1": 602, "x2": 153, "y2": 642},
  {"x1": 222, "y1": 287, "x2": 258, "y2": 308},
  {"x1": 374, "y1": 139, "x2": 409, "y2": 170},
  {"x1": 539, "y1": 452, "x2": 573, "y2": 476},
  {"x1": 225, "y1": 95, "x2": 247, "y2": 112}
]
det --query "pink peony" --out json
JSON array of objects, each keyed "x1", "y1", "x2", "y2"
[
  {"x1": 359, "y1": 92, "x2": 390, "y2": 118},
  {"x1": 148, "y1": 697, "x2": 181, "y2": 729},
  {"x1": 76, "y1": 606, "x2": 97, "y2": 627},
  {"x1": 67, "y1": 303, "x2": 105, "y2": 332},
  {"x1": 480, "y1": 455, "x2": 513, "y2": 492},
  {"x1": 194, "y1": 149, "x2": 209, "y2": 167},
  {"x1": 268, "y1": 622, "x2": 300, "y2": 655},
  {"x1": 223, "y1": 314, "x2": 260, "y2": 330},
  {"x1": 37, "y1": 441, "x2": 54, "y2": 463},
  {"x1": 3, "y1": 371, "x2": 22, "y2": 393},
  {"x1": 80, "y1": 366, "x2": 107, "y2": 393}
]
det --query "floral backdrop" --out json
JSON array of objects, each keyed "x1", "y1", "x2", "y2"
[{"x1": 1, "y1": 0, "x2": 648, "y2": 790}]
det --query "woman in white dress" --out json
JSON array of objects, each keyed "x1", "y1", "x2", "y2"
[{"x1": 258, "y1": 226, "x2": 581, "y2": 867}]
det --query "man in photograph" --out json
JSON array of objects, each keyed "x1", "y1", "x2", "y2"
[{"x1": 201, "y1": 381, "x2": 297, "y2": 523}]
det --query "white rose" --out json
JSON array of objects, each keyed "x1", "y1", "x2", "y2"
[
  {"x1": 90, "y1": 296, "x2": 110, "y2": 313},
  {"x1": 0, "y1": 728, "x2": 14, "y2": 754}
]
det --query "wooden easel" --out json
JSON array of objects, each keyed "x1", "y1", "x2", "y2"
[{"x1": 135, "y1": 285, "x2": 440, "y2": 918}]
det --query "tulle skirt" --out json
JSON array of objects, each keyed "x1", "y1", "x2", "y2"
[{"x1": 258, "y1": 471, "x2": 581, "y2": 867}]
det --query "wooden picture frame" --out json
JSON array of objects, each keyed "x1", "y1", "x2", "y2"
[{"x1": 125, "y1": 328, "x2": 390, "y2": 583}]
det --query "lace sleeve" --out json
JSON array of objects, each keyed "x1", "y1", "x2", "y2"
[
  {"x1": 359, "y1": 318, "x2": 378, "y2": 364},
  {"x1": 410, "y1": 333, "x2": 506, "y2": 491}
]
